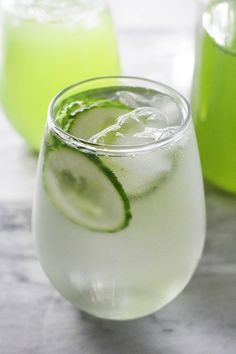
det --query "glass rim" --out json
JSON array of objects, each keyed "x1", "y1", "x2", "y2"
[
  {"x1": 48, "y1": 76, "x2": 191, "y2": 156},
  {"x1": 1, "y1": 0, "x2": 106, "y2": 21}
]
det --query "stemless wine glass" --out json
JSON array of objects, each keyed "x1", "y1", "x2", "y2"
[
  {"x1": 33, "y1": 76, "x2": 206, "y2": 320},
  {"x1": 0, "y1": 0, "x2": 120, "y2": 150}
]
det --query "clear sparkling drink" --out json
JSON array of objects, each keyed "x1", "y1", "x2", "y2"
[
  {"x1": 0, "y1": 0, "x2": 120, "y2": 150},
  {"x1": 33, "y1": 77, "x2": 206, "y2": 320}
]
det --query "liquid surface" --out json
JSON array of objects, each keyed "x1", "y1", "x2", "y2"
[
  {"x1": 192, "y1": 0, "x2": 236, "y2": 193},
  {"x1": 55, "y1": 86, "x2": 184, "y2": 146}
]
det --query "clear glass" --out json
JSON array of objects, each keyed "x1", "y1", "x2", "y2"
[
  {"x1": 33, "y1": 76, "x2": 206, "y2": 320},
  {"x1": 192, "y1": 0, "x2": 236, "y2": 193},
  {"x1": 0, "y1": 0, "x2": 120, "y2": 150}
]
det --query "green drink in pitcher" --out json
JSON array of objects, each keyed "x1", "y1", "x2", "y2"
[
  {"x1": 0, "y1": 0, "x2": 120, "y2": 150},
  {"x1": 192, "y1": 0, "x2": 236, "y2": 193}
]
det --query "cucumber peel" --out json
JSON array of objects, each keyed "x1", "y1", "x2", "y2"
[{"x1": 43, "y1": 146, "x2": 131, "y2": 233}]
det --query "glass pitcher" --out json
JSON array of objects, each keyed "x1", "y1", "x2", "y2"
[
  {"x1": 192, "y1": 0, "x2": 236, "y2": 193},
  {"x1": 0, "y1": 0, "x2": 120, "y2": 150}
]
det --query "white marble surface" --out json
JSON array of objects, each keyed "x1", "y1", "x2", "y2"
[{"x1": 1, "y1": 17, "x2": 236, "y2": 354}]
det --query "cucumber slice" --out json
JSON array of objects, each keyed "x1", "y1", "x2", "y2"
[
  {"x1": 67, "y1": 105, "x2": 176, "y2": 199},
  {"x1": 69, "y1": 106, "x2": 130, "y2": 142},
  {"x1": 101, "y1": 150, "x2": 174, "y2": 199},
  {"x1": 43, "y1": 146, "x2": 131, "y2": 233}
]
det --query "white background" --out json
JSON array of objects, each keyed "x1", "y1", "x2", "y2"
[
  {"x1": 107, "y1": 0, "x2": 202, "y2": 102},
  {"x1": 109, "y1": 0, "x2": 201, "y2": 30}
]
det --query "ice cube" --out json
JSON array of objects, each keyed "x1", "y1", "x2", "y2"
[
  {"x1": 116, "y1": 91, "x2": 145, "y2": 108},
  {"x1": 151, "y1": 95, "x2": 183, "y2": 126},
  {"x1": 89, "y1": 105, "x2": 181, "y2": 146},
  {"x1": 116, "y1": 91, "x2": 183, "y2": 127}
]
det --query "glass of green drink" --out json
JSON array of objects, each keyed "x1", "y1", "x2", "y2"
[
  {"x1": 33, "y1": 76, "x2": 206, "y2": 320},
  {"x1": 0, "y1": 0, "x2": 120, "y2": 150},
  {"x1": 192, "y1": 0, "x2": 236, "y2": 193}
]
